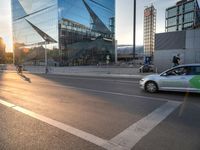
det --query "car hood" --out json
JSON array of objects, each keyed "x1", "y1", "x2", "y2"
[{"x1": 142, "y1": 74, "x2": 160, "y2": 80}]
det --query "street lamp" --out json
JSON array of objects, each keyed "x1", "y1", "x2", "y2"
[
  {"x1": 133, "y1": 0, "x2": 136, "y2": 60},
  {"x1": 44, "y1": 40, "x2": 48, "y2": 74}
]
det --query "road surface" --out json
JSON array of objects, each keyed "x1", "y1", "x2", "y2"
[{"x1": 0, "y1": 72, "x2": 199, "y2": 150}]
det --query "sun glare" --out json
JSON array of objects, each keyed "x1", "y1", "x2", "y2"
[{"x1": 3, "y1": 36, "x2": 13, "y2": 52}]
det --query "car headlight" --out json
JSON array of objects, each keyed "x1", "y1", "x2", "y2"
[{"x1": 140, "y1": 79, "x2": 144, "y2": 82}]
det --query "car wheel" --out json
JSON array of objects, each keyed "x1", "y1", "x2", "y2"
[{"x1": 145, "y1": 81, "x2": 158, "y2": 93}]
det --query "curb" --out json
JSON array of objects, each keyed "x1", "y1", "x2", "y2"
[
  {"x1": 51, "y1": 73, "x2": 144, "y2": 79},
  {"x1": 25, "y1": 71, "x2": 145, "y2": 79}
]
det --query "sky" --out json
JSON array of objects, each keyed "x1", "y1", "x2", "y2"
[
  {"x1": 0, "y1": 0, "x2": 12, "y2": 52},
  {"x1": 0, "y1": 0, "x2": 197, "y2": 52}
]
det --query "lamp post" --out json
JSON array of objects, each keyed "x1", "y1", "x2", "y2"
[
  {"x1": 44, "y1": 40, "x2": 48, "y2": 74},
  {"x1": 133, "y1": 0, "x2": 136, "y2": 60}
]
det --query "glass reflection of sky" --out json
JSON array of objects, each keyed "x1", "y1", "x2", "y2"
[
  {"x1": 12, "y1": 0, "x2": 58, "y2": 48},
  {"x1": 12, "y1": 0, "x2": 27, "y2": 20},
  {"x1": 58, "y1": 0, "x2": 115, "y2": 29},
  {"x1": 12, "y1": 0, "x2": 115, "y2": 48}
]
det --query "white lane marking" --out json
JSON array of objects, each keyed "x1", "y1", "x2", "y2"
[
  {"x1": 0, "y1": 99, "x2": 180, "y2": 150},
  {"x1": 52, "y1": 84, "x2": 178, "y2": 102},
  {"x1": 103, "y1": 101, "x2": 181, "y2": 150},
  {"x1": 0, "y1": 83, "x2": 173, "y2": 103},
  {"x1": 1, "y1": 73, "x2": 176, "y2": 103},
  {"x1": 0, "y1": 98, "x2": 120, "y2": 149},
  {"x1": 12, "y1": 106, "x2": 108, "y2": 146},
  {"x1": 1, "y1": 80, "x2": 181, "y2": 105},
  {"x1": 0, "y1": 99, "x2": 15, "y2": 107}
]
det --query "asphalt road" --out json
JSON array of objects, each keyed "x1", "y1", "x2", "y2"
[{"x1": 0, "y1": 72, "x2": 199, "y2": 150}]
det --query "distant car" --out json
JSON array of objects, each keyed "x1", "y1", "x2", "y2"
[
  {"x1": 139, "y1": 64, "x2": 200, "y2": 93},
  {"x1": 139, "y1": 64, "x2": 154, "y2": 73}
]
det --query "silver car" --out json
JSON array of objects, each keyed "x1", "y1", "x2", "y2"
[{"x1": 140, "y1": 64, "x2": 200, "y2": 93}]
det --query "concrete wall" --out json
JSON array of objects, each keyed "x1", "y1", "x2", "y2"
[
  {"x1": 185, "y1": 29, "x2": 200, "y2": 64},
  {"x1": 186, "y1": 29, "x2": 200, "y2": 49},
  {"x1": 154, "y1": 49, "x2": 185, "y2": 72},
  {"x1": 24, "y1": 66, "x2": 140, "y2": 75},
  {"x1": 154, "y1": 29, "x2": 200, "y2": 72},
  {"x1": 155, "y1": 31, "x2": 186, "y2": 50}
]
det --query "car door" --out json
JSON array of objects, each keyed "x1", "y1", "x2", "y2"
[
  {"x1": 187, "y1": 66, "x2": 200, "y2": 93},
  {"x1": 159, "y1": 67, "x2": 188, "y2": 91}
]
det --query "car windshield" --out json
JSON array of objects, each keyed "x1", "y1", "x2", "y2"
[
  {"x1": 164, "y1": 66, "x2": 192, "y2": 76},
  {"x1": 163, "y1": 66, "x2": 200, "y2": 76}
]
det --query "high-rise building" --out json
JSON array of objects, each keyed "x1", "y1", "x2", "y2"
[
  {"x1": 143, "y1": 5, "x2": 156, "y2": 57},
  {"x1": 11, "y1": 0, "x2": 115, "y2": 65},
  {"x1": 166, "y1": 0, "x2": 200, "y2": 32},
  {"x1": 0, "y1": 37, "x2": 6, "y2": 63}
]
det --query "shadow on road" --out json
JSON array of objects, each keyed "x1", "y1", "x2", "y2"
[
  {"x1": 18, "y1": 73, "x2": 31, "y2": 83},
  {"x1": 0, "y1": 72, "x2": 3, "y2": 82},
  {"x1": 157, "y1": 90, "x2": 200, "y2": 98}
]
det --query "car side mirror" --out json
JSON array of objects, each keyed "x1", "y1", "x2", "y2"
[{"x1": 161, "y1": 73, "x2": 168, "y2": 77}]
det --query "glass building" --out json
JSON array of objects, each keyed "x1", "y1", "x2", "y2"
[
  {"x1": 166, "y1": 0, "x2": 200, "y2": 32},
  {"x1": 11, "y1": 0, "x2": 115, "y2": 66}
]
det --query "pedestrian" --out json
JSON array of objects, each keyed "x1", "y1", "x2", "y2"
[
  {"x1": 176, "y1": 54, "x2": 180, "y2": 65},
  {"x1": 17, "y1": 65, "x2": 23, "y2": 74},
  {"x1": 172, "y1": 54, "x2": 180, "y2": 67}
]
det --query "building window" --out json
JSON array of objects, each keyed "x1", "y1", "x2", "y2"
[
  {"x1": 183, "y1": 22, "x2": 193, "y2": 28},
  {"x1": 178, "y1": 15, "x2": 183, "y2": 24},
  {"x1": 184, "y1": 2, "x2": 194, "y2": 13},
  {"x1": 184, "y1": 12, "x2": 194, "y2": 23},
  {"x1": 167, "y1": 26, "x2": 177, "y2": 32},
  {"x1": 167, "y1": 7, "x2": 177, "y2": 18},
  {"x1": 178, "y1": 25, "x2": 182, "y2": 31},
  {"x1": 179, "y1": 5, "x2": 183, "y2": 14},
  {"x1": 167, "y1": 17, "x2": 177, "y2": 26}
]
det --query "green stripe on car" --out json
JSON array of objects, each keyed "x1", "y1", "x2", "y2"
[{"x1": 189, "y1": 76, "x2": 200, "y2": 89}]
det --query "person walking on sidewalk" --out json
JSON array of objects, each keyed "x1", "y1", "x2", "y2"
[
  {"x1": 17, "y1": 65, "x2": 23, "y2": 75},
  {"x1": 172, "y1": 54, "x2": 180, "y2": 67}
]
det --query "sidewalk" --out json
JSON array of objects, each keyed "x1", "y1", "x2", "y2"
[{"x1": 23, "y1": 66, "x2": 154, "y2": 79}]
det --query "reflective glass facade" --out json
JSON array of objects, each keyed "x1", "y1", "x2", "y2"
[
  {"x1": 166, "y1": 0, "x2": 200, "y2": 32},
  {"x1": 58, "y1": 0, "x2": 115, "y2": 65},
  {"x1": 12, "y1": 0, "x2": 58, "y2": 65},
  {"x1": 12, "y1": 0, "x2": 115, "y2": 66},
  {"x1": 167, "y1": 7, "x2": 177, "y2": 18}
]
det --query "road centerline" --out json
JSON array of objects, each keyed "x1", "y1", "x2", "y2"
[
  {"x1": 0, "y1": 82, "x2": 177, "y2": 103},
  {"x1": 51, "y1": 84, "x2": 178, "y2": 102}
]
